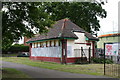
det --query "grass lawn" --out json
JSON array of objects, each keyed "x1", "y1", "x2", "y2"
[
  {"x1": 2, "y1": 68, "x2": 30, "y2": 78},
  {"x1": 2, "y1": 53, "x2": 18, "y2": 57},
  {"x1": 104, "y1": 64, "x2": 120, "y2": 78},
  {"x1": 2, "y1": 57, "x2": 105, "y2": 76}
]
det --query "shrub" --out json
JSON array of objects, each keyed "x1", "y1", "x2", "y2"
[
  {"x1": 75, "y1": 58, "x2": 81, "y2": 64},
  {"x1": 7, "y1": 44, "x2": 29, "y2": 53},
  {"x1": 105, "y1": 59, "x2": 113, "y2": 64},
  {"x1": 91, "y1": 57, "x2": 113, "y2": 64},
  {"x1": 75, "y1": 57, "x2": 88, "y2": 64}
]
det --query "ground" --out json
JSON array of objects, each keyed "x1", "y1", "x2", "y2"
[
  {"x1": 2, "y1": 61, "x2": 108, "y2": 78},
  {"x1": 2, "y1": 68, "x2": 30, "y2": 78},
  {"x1": 1, "y1": 57, "x2": 119, "y2": 78}
]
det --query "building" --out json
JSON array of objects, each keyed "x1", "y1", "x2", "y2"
[
  {"x1": 97, "y1": 33, "x2": 120, "y2": 63},
  {"x1": 97, "y1": 33, "x2": 120, "y2": 49},
  {"x1": 24, "y1": 34, "x2": 40, "y2": 46},
  {"x1": 24, "y1": 37, "x2": 30, "y2": 46},
  {"x1": 26, "y1": 19, "x2": 98, "y2": 63}
]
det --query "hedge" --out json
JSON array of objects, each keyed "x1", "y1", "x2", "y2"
[
  {"x1": 7, "y1": 44, "x2": 29, "y2": 53},
  {"x1": 91, "y1": 57, "x2": 113, "y2": 64}
]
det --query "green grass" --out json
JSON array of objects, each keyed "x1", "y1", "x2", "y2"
[
  {"x1": 2, "y1": 68, "x2": 30, "y2": 78},
  {"x1": 2, "y1": 57, "x2": 105, "y2": 76},
  {"x1": 104, "y1": 64, "x2": 120, "y2": 78},
  {"x1": 2, "y1": 57, "x2": 119, "y2": 78},
  {"x1": 2, "y1": 53, "x2": 18, "y2": 57}
]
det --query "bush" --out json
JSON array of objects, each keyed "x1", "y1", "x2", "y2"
[
  {"x1": 7, "y1": 44, "x2": 29, "y2": 53},
  {"x1": 91, "y1": 57, "x2": 113, "y2": 64},
  {"x1": 75, "y1": 58, "x2": 81, "y2": 64},
  {"x1": 75, "y1": 57, "x2": 88, "y2": 64},
  {"x1": 105, "y1": 59, "x2": 113, "y2": 64}
]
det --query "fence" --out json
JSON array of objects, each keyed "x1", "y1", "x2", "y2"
[
  {"x1": 73, "y1": 47, "x2": 120, "y2": 77},
  {"x1": 104, "y1": 55, "x2": 120, "y2": 77},
  {"x1": 74, "y1": 49, "x2": 91, "y2": 57},
  {"x1": 103, "y1": 42, "x2": 120, "y2": 77},
  {"x1": 105, "y1": 63, "x2": 120, "y2": 77},
  {"x1": 74, "y1": 48, "x2": 120, "y2": 77},
  {"x1": 74, "y1": 48, "x2": 92, "y2": 63}
]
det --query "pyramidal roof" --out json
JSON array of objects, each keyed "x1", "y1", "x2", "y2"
[{"x1": 27, "y1": 19, "x2": 98, "y2": 43}]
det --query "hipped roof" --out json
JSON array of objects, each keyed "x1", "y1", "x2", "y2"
[{"x1": 27, "y1": 19, "x2": 98, "y2": 43}]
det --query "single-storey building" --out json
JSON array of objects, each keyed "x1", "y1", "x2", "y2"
[
  {"x1": 26, "y1": 19, "x2": 98, "y2": 63},
  {"x1": 97, "y1": 32, "x2": 120, "y2": 49},
  {"x1": 97, "y1": 32, "x2": 120, "y2": 63}
]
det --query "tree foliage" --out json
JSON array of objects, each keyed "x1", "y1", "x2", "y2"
[
  {"x1": 2, "y1": 2, "x2": 106, "y2": 50},
  {"x1": 43, "y1": 2, "x2": 106, "y2": 34},
  {"x1": 2, "y1": 2, "x2": 53, "y2": 50}
]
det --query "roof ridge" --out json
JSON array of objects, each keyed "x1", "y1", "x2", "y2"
[
  {"x1": 61, "y1": 19, "x2": 66, "y2": 30},
  {"x1": 60, "y1": 19, "x2": 68, "y2": 37}
]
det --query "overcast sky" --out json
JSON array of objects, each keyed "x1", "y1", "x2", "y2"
[{"x1": 98, "y1": 0, "x2": 120, "y2": 36}]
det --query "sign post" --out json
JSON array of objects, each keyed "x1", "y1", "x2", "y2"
[
  {"x1": 104, "y1": 43, "x2": 106, "y2": 75},
  {"x1": 104, "y1": 42, "x2": 120, "y2": 75}
]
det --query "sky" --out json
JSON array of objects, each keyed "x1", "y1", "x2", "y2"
[
  {"x1": 98, "y1": 0, "x2": 120, "y2": 36},
  {"x1": 19, "y1": 0, "x2": 120, "y2": 44}
]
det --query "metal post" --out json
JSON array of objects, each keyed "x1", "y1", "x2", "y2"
[
  {"x1": 104, "y1": 43, "x2": 106, "y2": 75},
  {"x1": 81, "y1": 47, "x2": 83, "y2": 57},
  {"x1": 81, "y1": 47, "x2": 83, "y2": 63},
  {"x1": 89, "y1": 47, "x2": 91, "y2": 64}
]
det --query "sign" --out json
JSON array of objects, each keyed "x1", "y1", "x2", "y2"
[{"x1": 105, "y1": 43, "x2": 120, "y2": 56}]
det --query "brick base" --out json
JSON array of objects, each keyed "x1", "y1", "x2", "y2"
[{"x1": 30, "y1": 56, "x2": 81, "y2": 63}]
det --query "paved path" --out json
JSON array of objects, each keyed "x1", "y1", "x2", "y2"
[{"x1": 2, "y1": 61, "x2": 109, "y2": 78}]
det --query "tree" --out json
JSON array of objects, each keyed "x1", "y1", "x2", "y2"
[
  {"x1": 43, "y1": 2, "x2": 106, "y2": 35},
  {"x1": 2, "y1": 2, "x2": 106, "y2": 50},
  {"x1": 2, "y1": 2, "x2": 53, "y2": 50}
]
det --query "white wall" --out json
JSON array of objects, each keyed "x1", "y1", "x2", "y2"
[
  {"x1": 31, "y1": 40, "x2": 62, "y2": 57},
  {"x1": 31, "y1": 47, "x2": 61, "y2": 57},
  {"x1": 67, "y1": 32, "x2": 93, "y2": 58},
  {"x1": 38, "y1": 42, "x2": 40, "y2": 47},
  {"x1": 74, "y1": 32, "x2": 86, "y2": 43},
  {"x1": 67, "y1": 40, "x2": 74, "y2": 57},
  {"x1": 31, "y1": 34, "x2": 94, "y2": 58}
]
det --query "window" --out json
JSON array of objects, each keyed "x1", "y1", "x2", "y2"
[
  {"x1": 43, "y1": 42, "x2": 46, "y2": 47},
  {"x1": 47, "y1": 41, "x2": 49, "y2": 47},
  {"x1": 56, "y1": 40, "x2": 58, "y2": 46},
  {"x1": 38, "y1": 42, "x2": 40, "y2": 48},
  {"x1": 51, "y1": 40, "x2": 54, "y2": 46},
  {"x1": 36, "y1": 42, "x2": 38, "y2": 48},
  {"x1": 41, "y1": 42, "x2": 44, "y2": 47},
  {"x1": 32, "y1": 43, "x2": 34, "y2": 48},
  {"x1": 35, "y1": 43, "x2": 37, "y2": 48}
]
